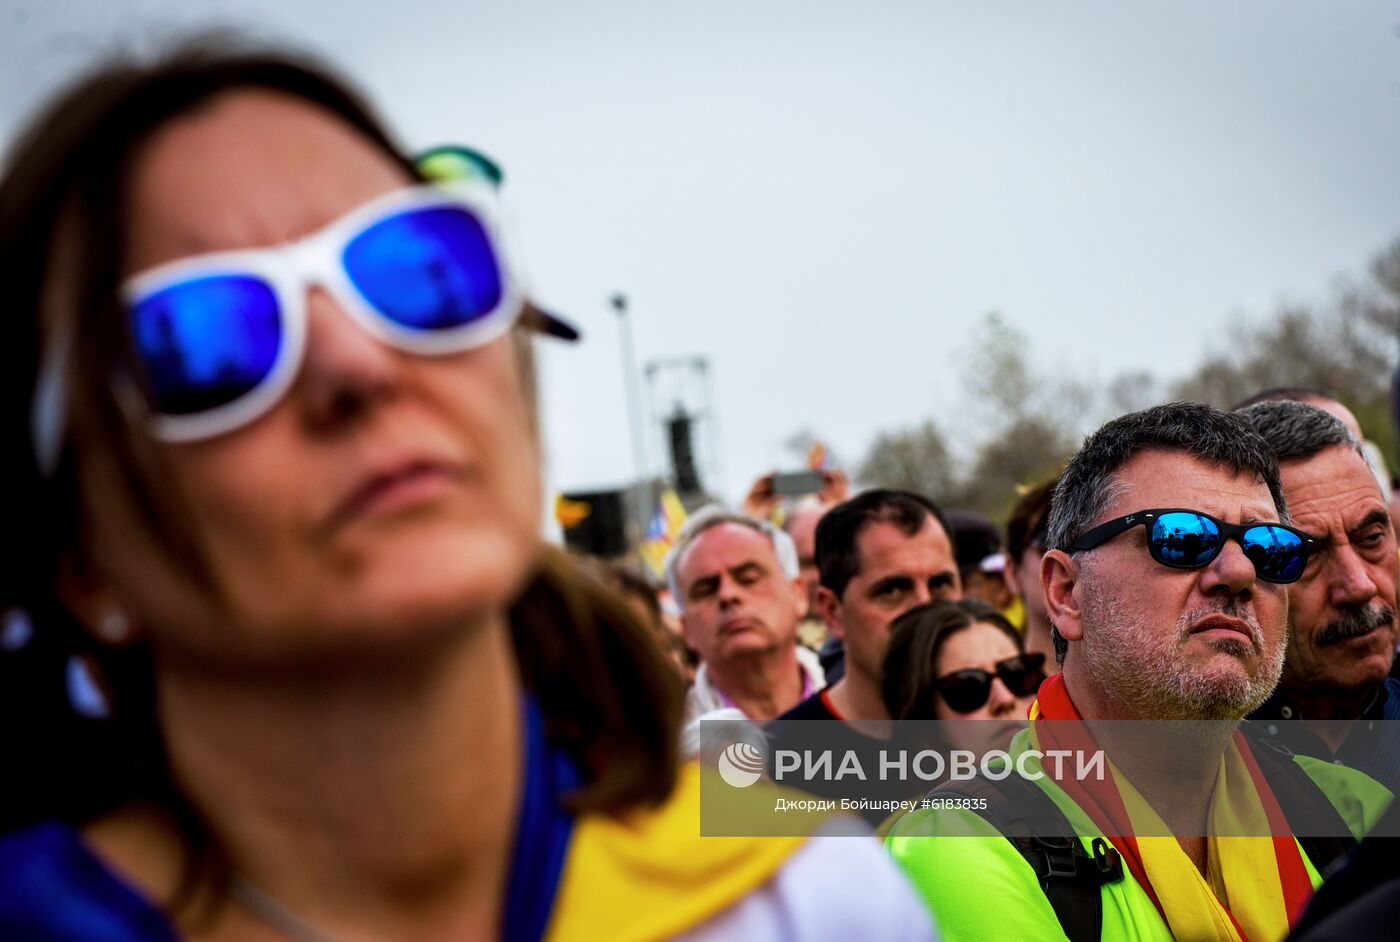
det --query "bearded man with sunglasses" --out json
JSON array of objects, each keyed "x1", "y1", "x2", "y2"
[
  {"x1": 887, "y1": 402, "x2": 1392, "y2": 942},
  {"x1": 1239, "y1": 400, "x2": 1400, "y2": 794}
]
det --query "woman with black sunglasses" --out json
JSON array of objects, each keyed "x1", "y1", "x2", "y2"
[
  {"x1": 0, "y1": 38, "x2": 933, "y2": 942},
  {"x1": 881, "y1": 600, "x2": 1047, "y2": 762}
]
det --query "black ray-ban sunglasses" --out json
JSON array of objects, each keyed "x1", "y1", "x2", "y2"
[
  {"x1": 1070, "y1": 508, "x2": 1318, "y2": 585},
  {"x1": 936, "y1": 653, "x2": 1048, "y2": 713}
]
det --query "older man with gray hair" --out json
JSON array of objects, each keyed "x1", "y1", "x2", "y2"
[
  {"x1": 665, "y1": 507, "x2": 824, "y2": 725},
  {"x1": 1239, "y1": 399, "x2": 1400, "y2": 791}
]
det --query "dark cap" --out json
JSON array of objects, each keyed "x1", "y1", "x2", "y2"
[{"x1": 522, "y1": 300, "x2": 580, "y2": 342}]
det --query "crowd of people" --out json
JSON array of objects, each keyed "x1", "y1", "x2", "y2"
[{"x1": 2, "y1": 35, "x2": 1400, "y2": 942}]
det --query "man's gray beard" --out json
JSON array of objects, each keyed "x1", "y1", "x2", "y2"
[{"x1": 1079, "y1": 579, "x2": 1285, "y2": 721}]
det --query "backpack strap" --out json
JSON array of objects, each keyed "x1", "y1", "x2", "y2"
[
  {"x1": 931, "y1": 775, "x2": 1123, "y2": 942},
  {"x1": 1239, "y1": 721, "x2": 1358, "y2": 880}
]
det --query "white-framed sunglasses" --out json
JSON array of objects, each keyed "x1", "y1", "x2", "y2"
[
  {"x1": 120, "y1": 180, "x2": 525, "y2": 443},
  {"x1": 31, "y1": 178, "x2": 546, "y2": 471}
]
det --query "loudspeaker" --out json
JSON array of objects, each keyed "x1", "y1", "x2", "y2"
[
  {"x1": 560, "y1": 489, "x2": 628, "y2": 558},
  {"x1": 668, "y1": 413, "x2": 702, "y2": 494}
]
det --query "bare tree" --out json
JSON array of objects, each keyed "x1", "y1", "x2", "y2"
[
  {"x1": 954, "y1": 416, "x2": 1074, "y2": 521},
  {"x1": 1168, "y1": 236, "x2": 1400, "y2": 464},
  {"x1": 1104, "y1": 370, "x2": 1161, "y2": 419},
  {"x1": 858, "y1": 421, "x2": 959, "y2": 501},
  {"x1": 857, "y1": 234, "x2": 1400, "y2": 522}
]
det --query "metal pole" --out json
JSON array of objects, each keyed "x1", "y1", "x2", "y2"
[{"x1": 611, "y1": 293, "x2": 648, "y2": 536}]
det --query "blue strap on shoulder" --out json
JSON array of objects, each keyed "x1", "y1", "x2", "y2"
[
  {"x1": 0, "y1": 697, "x2": 577, "y2": 942},
  {"x1": 501, "y1": 697, "x2": 579, "y2": 942},
  {"x1": 0, "y1": 821, "x2": 179, "y2": 941}
]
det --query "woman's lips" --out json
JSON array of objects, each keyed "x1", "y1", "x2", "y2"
[
  {"x1": 328, "y1": 459, "x2": 462, "y2": 530},
  {"x1": 994, "y1": 719, "x2": 1027, "y2": 742}
]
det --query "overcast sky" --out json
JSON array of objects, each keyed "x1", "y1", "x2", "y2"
[{"x1": 5, "y1": 1, "x2": 1399, "y2": 503}]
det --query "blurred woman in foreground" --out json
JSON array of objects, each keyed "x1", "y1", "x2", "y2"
[{"x1": 0, "y1": 41, "x2": 932, "y2": 940}]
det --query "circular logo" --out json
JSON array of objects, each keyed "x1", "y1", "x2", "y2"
[{"x1": 717, "y1": 742, "x2": 765, "y2": 788}]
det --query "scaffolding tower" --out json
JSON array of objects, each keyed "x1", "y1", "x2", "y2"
[{"x1": 644, "y1": 356, "x2": 718, "y2": 507}]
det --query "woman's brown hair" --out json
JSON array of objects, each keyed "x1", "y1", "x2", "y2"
[
  {"x1": 881, "y1": 599, "x2": 1023, "y2": 721},
  {"x1": 0, "y1": 33, "x2": 680, "y2": 907}
]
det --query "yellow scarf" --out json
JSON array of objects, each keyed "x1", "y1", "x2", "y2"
[
  {"x1": 545, "y1": 763, "x2": 810, "y2": 942},
  {"x1": 1119, "y1": 742, "x2": 1302, "y2": 941},
  {"x1": 1030, "y1": 675, "x2": 1312, "y2": 942}
]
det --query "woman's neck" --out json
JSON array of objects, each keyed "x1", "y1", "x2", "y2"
[{"x1": 93, "y1": 616, "x2": 523, "y2": 941}]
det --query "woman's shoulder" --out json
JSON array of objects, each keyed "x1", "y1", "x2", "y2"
[
  {"x1": 0, "y1": 819, "x2": 178, "y2": 941},
  {"x1": 548, "y1": 765, "x2": 937, "y2": 941},
  {"x1": 678, "y1": 821, "x2": 938, "y2": 941}
]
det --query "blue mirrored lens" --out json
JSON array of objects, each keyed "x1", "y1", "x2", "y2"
[
  {"x1": 1150, "y1": 512, "x2": 1222, "y2": 567},
  {"x1": 343, "y1": 205, "x2": 502, "y2": 331},
  {"x1": 1241, "y1": 526, "x2": 1306, "y2": 583},
  {"x1": 130, "y1": 275, "x2": 281, "y2": 415}
]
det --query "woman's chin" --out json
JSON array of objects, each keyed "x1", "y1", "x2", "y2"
[
  {"x1": 204, "y1": 530, "x2": 543, "y2": 666},
  {"x1": 346, "y1": 534, "x2": 540, "y2": 629}
]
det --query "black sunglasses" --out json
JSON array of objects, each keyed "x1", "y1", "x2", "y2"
[
  {"x1": 935, "y1": 653, "x2": 1048, "y2": 714},
  {"x1": 1070, "y1": 508, "x2": 1317, "y2": 585}
]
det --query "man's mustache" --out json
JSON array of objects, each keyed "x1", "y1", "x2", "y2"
[{"x1": 1316, "y1": 605, "x2": 1395, "y2": 646}]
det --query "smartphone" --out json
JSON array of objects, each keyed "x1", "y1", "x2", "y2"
[{"x1": 770, "y1": 469, "x2": 825, "y2": 497}]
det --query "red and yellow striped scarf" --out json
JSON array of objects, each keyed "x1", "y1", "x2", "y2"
[{"x1": 1029, "y1": 674, "x2": 1313, "y2": 942}]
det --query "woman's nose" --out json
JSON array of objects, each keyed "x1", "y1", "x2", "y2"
[
  {"x1": 294, "y1": 286, "x2": 404, "y2": 432},
  {"x1": 986, "y1": 677, "x2": 1017, "y2": 716}
]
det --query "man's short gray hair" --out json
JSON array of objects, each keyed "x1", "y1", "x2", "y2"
[
  {"x1": 1235, "y1": 400, "x2": 1364, "y2": 464},
  {"x1": 663, "y1": 506, "x2": 800, "y2": 605},
  {"x1": 1045, "y1": 401, "x2": 1288, "y2": 665}
]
